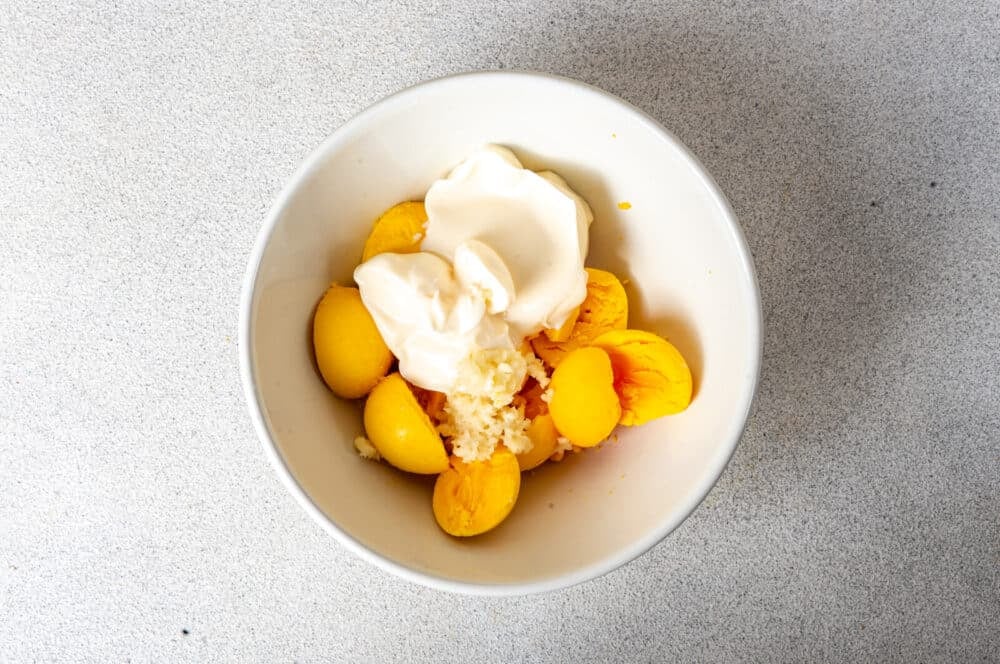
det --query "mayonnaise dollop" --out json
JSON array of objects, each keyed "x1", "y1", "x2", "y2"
[{"x1": 354, "y1": 145, "x2": 592, "y2": 393}]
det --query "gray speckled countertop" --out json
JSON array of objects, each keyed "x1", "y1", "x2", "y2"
[{"x1": 2, "y1": 1, "x2": 998, "y2": 661}]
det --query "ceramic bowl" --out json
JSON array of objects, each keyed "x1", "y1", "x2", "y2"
[{"x1": 240, "y1": 71, "x2": 761, "y2": 595}]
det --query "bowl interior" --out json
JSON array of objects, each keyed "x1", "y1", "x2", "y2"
[{"x1": 244, "y1": 73, "x2": 759, "y2": 590}]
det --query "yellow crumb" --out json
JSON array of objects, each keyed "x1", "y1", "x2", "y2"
[
  {"x1": 617, "y1": 201, "x2": 632, "y2": 210},
  {"x1": 353, "y1": 435, "x2": 381, "y2": 461}
]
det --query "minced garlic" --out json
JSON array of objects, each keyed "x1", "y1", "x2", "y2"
[{"x1": 437, "y1": 348, "x2": 546, "y2": 462}]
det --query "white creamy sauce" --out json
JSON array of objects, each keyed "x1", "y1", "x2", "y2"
[{"x1": 354, "y1": 145, "x2": 592, "y2": 393}]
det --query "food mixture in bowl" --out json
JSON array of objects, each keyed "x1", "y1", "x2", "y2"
[{"x1": 311, "y1": 145, "x2": 693, "y2": 537}]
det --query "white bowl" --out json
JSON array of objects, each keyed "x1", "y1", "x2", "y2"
[{"x1": 240, "y1": 71, "x2": 761, "y2": 595}]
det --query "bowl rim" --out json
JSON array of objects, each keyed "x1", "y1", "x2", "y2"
[{"x1": 239, "y1": 69, "x2": 763, "y2": 597}]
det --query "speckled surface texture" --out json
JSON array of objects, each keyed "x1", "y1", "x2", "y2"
[{"x1": 2, "y1": 1, "x2": 998, "y2": 661}]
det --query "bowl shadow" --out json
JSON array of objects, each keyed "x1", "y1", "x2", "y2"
[
  {"x1": 481, "y1": 12, "x2": 915, "y2": 470},
  {"x1": 437, "y1": 3, "x2": 931, "y2": 606}
]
